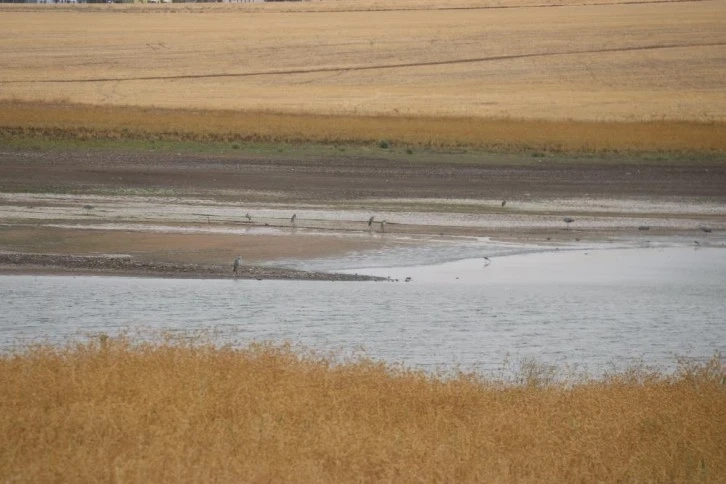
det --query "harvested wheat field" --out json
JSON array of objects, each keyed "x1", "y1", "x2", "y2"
[
  {"x1": 1, "y1": 0, "x2": 725, "y2": 150},
  {"x1": 0, "y1": 338, "x2": 724, "y2": 483}
]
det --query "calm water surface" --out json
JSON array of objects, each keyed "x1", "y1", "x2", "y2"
[{"x1": 1, "y1": 245, "x2": 725, "y2": 377}]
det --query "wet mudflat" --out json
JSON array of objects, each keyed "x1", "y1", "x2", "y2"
[{"x1": 2, "y1": 144, "x2": 724, "y2": 276}]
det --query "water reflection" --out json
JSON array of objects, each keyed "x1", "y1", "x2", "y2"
[{"x1": 1, "y1": 247, "x2": 725, "y2": 377}]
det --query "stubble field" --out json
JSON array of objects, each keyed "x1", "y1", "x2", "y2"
[{"x1": 1, "y1": 0, "x2": 725, "y2": 150}]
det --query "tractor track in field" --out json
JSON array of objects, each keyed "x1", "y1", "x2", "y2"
[
  {"x1": 2, "y1": 41, "x2": 724, "y2": 85},
  {"x1": 0, "y1": 0, "x2": 708, "y2": 15}
]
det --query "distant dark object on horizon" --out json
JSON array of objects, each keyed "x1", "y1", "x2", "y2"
[
  {"x1": 638, "y1": 226, "x2": 650, "y2": 231},
  {"x1": 701, "y1": 226, "x2": 712, "y2": 233},
  {"x1": 501, "y1": 200, "x2": 506, "y2": 207}
]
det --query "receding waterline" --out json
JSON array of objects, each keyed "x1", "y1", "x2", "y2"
[{"x1": 1, "y1": 246, "x2": 725, "y2": 376}]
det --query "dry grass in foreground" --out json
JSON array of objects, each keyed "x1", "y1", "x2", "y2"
[
  {"x1": 1, "y1": 338, "x2": 724, "y2": 482},
  {"x1": 3, "y1": 101, "x2": 726, "y2": 152}
]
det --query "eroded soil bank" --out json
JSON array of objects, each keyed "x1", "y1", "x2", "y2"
[{"x1": 2, "y1": 142, "x2": 725, "y2": 202}]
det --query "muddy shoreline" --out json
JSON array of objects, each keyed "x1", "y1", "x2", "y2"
[
  {"x1": 0, "y1": 253, "x2": 384, "y2": 281},
  {"x1": 1, "y1": 144, "x2": 724, "y2": 277},
  {"x1": 1, "y1": 144, "x2": 725, "y2": 202}
]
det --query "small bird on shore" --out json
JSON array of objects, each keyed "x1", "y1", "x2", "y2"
[
  {"x1": 483, "y1": 256, "x2": 492, "y2": 267},
  {"x1": 501, "y1": 200, "x2": 507, "y2": 207},
  {"x1": 233, "y1": 256, "x2": 242, "y2": 276},
  {"x1": 563, "y1": 217, "x2": 575, "y2": 228},
  {"x1": 82, "y1": 204, "x2": 94, "y2": 215},
  {"x1": 291, "y1": 213, "x2": 297, "y2": 225},
  {"x1": 245, "y1": 213, "x2": 252, "y2": 222},
  {"x1": 368, "y1": 216, "x2": 375, "y2": 227},
  {"x1": 380, "y1": 219, "x2": 387, "y2": 233}
]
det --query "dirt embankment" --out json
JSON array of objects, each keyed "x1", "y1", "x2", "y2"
[{"x1": 1, "y1": 146, "x2": 725, "y2": 202}]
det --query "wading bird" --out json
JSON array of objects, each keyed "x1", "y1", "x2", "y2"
[
  {"x1": 501, "y1": 200, "x2": 507, "y2": 207},
  {"x1": 563, "y1": 217, "x2": 575, "y2": 229},
  {"x1": 380, "y1": 219, "x2": 387, "y2": 233},
  {"x1": 233, "y1": 256, "x2": 242, "y2": 276},
  {"x1": 245, "y1": 213, "x2": 252, "y2": 222},
  {"x1": 368, "y1": 216, "x2": 375, "y2": 227},
  {"x1": 290, "y1": 214, "x2": 297, "y2": 225},
  {"x1": 483, "y1": 256, "x2": 492, "y2": 267},
  {"x1": 82, "y1": 204, "x2": 94, "y2": 215}
]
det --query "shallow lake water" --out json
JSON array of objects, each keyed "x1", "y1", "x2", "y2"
[{"x1": 1, "y1": 243, "x2": 725, "y2": 377}]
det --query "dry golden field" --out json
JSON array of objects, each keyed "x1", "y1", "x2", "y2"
[
  {"x1": 1, "y1": 0, "x2": 725, "y2": 150},
  {"x1": 1, "y1": 338, "x2": 724, "y2": 483},
  {"x1": 1, "y1": 0, "x2": 724, "y2": 120}
]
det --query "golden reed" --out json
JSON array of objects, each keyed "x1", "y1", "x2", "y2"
[
  {"x1": 1, "y1": 337, "x2": 724, "y2": 482},
  {"x1": 2, "y1": 101, "x2": 725, "y2": 153}
]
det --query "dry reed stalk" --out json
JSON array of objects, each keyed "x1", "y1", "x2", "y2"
[{"x1": 1, "y1": 338, "x2": 724, "y2": 482}]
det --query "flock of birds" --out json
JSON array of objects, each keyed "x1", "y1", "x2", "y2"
[
  {"x1": 240, "y1": 212, "x2": 390, "y2": 232},
  {"x1": 81, "y1": 199, "x2": 716, "y2": 237},
  {"x1": 233, "y1": 202, "x2": 520, "y2": 276},
  {"x1": 86, "y1": 200, "x2": 700, "y2": 235},
  {"x1": 77, "y1": 202, "x2": 715, "y2": 279},
  {"x1": 238, "y1": 202, "x2": 580, "y2": 233}
]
